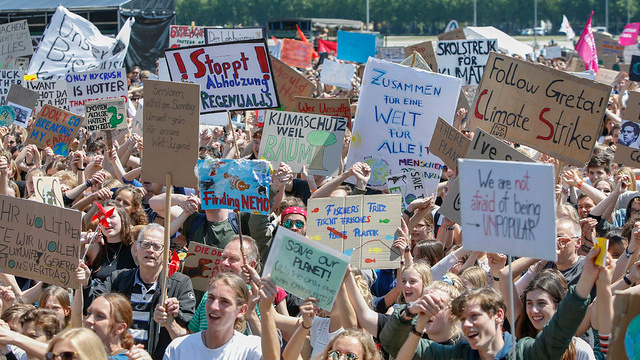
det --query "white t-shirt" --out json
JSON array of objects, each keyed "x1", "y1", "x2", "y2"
[
  {"x1": 310, "y1": 317, "x2": 344, "y2": 359},
  {"x1": 163, "y1": 331, "x2": 261, "y2": 360},
  {"x1": 573, "y1": 336, "x2": 596, "y2": 360}
]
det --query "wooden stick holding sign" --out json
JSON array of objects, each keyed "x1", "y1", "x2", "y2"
[
  {"x1": 234, "y1": 209, "x2": 247, "y2": 266},
  {"x1": 228, "y1": 111, "x2": 241, "y2": 159}
]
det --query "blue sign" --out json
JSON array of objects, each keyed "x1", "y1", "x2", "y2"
[{"x1": 337, "y1": 31, "x2": 377, "y2": 63}]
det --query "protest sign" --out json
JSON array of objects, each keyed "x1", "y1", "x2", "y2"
[
  {"x1": 543, "y1": 46, "x2": 562, "y2": 59},
  {"x1": 429, "y1": 117, "x2": 470, "y2": 172},
  {"x1": 320, "y1": 60, "x2": 356, "y2": 89},
  {"x1": 182, "y1": 242, "x2": 223, "y2": 292},
  {"x1": 615, "y1": 118, "x2": 640, "y2": 168},
  {"x1": 27, "y1": 6, "x2": 132, "y2": 80},
  {"x1": 295, "y1": 96, "x2": 351, "y2": 120},
  {"x1": 200, "y1": 112, "x2": 230, "y2": 126},
  {"x1": 439, "y1": 128, "x2": 535, "y2": 224},
  {"x1": 259, "y1": 110, "x2": 347, "y2": 176},
  {"x1": 12, "y1": 57, "x2": 29, "y2": 70},
  {"x1": 0, "y1": 70, "x2": 24, "y2": 105},
  {"x1": 169, "y1": 25, "x2": 206, "y2": 48},
  {"x1": 377, "y1": 47, "x2": 406, "y2": 63},
  {"x1": 609, "y1": 292, "x2": 640, "y2": 360},
  {"x1": 400, "y1": 52, "x2": 431, "y2": 71},
  {"x1": 623, "y1": 91, "x2": 640, "y2": 121},
  {"x1": 600, "y1": 54, "x2": 617, "y2": 69},
  {"x1": 28, "y1": 105, "x2": 82, "y2": 156},
  {"x1": 630, "y1": 55, "x2": 640, "y2": 82},
  {"x1": 6, "y1": 84, "x2": 38, "y2": 128},
  {"x1": 404, "y1": 41, "x2": 438, "y2": 71},
  {"x1": 84, "y1": 97, "x2": 126, "y2": 132},
  {"x1": 270, "y1": 56, "x2": 314, "y2": 111},
  {"x1": 23, "y1": 80, "x2": 69, "y2": 113},
  {"x1": 346, "y1": 57, "x2": 463, "y2": 192},
  {"x1": 0, "y1": 195, "x2": 81, "y2": 288},
  {"x1": 0, "y1": 106, "x2": 15, "y2": 127},
  {"x1": 65, "y1": 68, "x2": 127, "y2": 115},
  {"x1": 263, "y1": 227, "x2": 349, "y2": 311},
  {"x1": 131, "y1": 108, "x2": 143, "y2": 136},
  {"x1": 458, "y1": 159, "x2": 556, "y2": 261},
  {"x1": 196, "y1": 158, "x2": 271, "y2": 215},
  {"x1": 337, "y1": 31, "x2": 377, "y2": 63},
  {"x1": 280, "y1": 38, "x2": 314, "y2": 69},
  {"x1": 165, "y1": 40, "x2": 279, "y2": 114},
  {"x1": 33, "y1": 177, "x2": 64, "y2": 207},
  {"x1": 437, "y1": 28, "x2": 466, "y2": 41},
  {"x1": 205, "y1": 27, "x2": 264, "y2": 44},
  {"x1": 567, "y1": 56, "x2": 586, "y2": 71},
  {"x1": 471, "y1": 52, "x2": 610, "y2": 166},
  {"x1": 436, "y1": 39, "x2": 497, "y2": 85},
  {"x1": 594, "y1": 68, "x2": 620, "y2": 85},
  {"x1": 386, "y1": 171, "x2": 427, "y2": 209},
  {"x1": 306, "y1": 194, "x2": 402, "y2": 269},
  {"x1": 0, "y1": 20, "x2": 33, "y2": 62},
  {"x1": 594, "y1": 32, "x2": 624, "y2": 58},
  {"x1": 624, "y1": 45, "x2": 640, "y2": 64},
  {"x1": 142, "y1": 80, "x2": 199, "y2": 188}
]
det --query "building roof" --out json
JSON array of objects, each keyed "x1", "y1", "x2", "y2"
[{"x1": 0, "y1": 0, "x2": 130, "y2": 12}]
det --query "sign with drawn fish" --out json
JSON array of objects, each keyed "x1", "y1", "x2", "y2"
[
  {"x1": 196, "y1": 158, "x2": 272, "y2": 215},
  {"x1": 306, "y1": 194, "x2": 402, "y2": 269},
  {"x1": 182, "y1": 242, "x2": 223, "y2": 292}
]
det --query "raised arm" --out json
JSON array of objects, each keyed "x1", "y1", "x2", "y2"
[
  {"x1": 310, "y1": 162, "x2": 370, "y2": 199},
  {"x1": 344, "y1": 270, "x2": 378, "y2": 335}
]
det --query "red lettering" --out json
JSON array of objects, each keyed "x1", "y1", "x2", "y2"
[
  {"x1": 536, "y1": 108, "x2": 554, "y2": 140},
  {"x1": 474, "y1": 89, "x2": 488, "y2": 119}
]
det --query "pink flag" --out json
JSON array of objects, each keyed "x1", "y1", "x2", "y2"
[
  {"x1": 575, "y1": 11, "x2": 598, "y2": 73},
  {"x1": 619, "y1": 22, "x2": 640, "y2": 46}
]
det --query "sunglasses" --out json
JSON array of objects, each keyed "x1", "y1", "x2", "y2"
[
  {"x1": 137, "y1": 240, "x2": 164, "y2": 251},
  {"x1": 328, "y1": 350, "x2": 358, "y2": 360},
  {"x1": 45, "y1": 352, "x2": 76, "y2": 360},
  {"x1": 283, "y1": 219, "x2": 305, "y2": 229}
]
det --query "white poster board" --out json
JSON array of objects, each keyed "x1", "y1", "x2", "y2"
[
  {"x1": 205, "y1": 27, "x2": 264, "y2": 44},
  {"x1": 0, "y1": 20, "x2": 34, "y2": 63},
  {"x1": 436, "y1": 38, "x2": 497, "y2": 85},
  {"x1": 65, "y1": 68, "x2": 127, "y2": 115},
  {"x1": 23, "y1": 80, "x2": 69, "y2": 113},
  {"x1": 320, "y1": 59, "x2": 356, "y2": 89}
]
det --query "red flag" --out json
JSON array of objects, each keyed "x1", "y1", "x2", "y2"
[
  {"x1": 296, "y1": 25, "x2": 318, "y2": 59},
  {"x1": 619, "y1": 22, "x2": 640, "y2": 46},
  {"x1": 92, "y1": 202, "x2": 114, "y2": 228},
  {"x1": 318, "y1": 39, "x2": 337, "y2": 54},
  {"x1": 271, "y1": 36, "x2": 279, "y2": 45},
  {"x1": 575, "y1": 11, "x2": 598, "y2": 73},
  {"x1": 168, "y1": 250, "x2": 180, "y2": 278}
]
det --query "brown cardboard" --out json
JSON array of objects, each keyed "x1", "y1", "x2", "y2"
[
  {"x1": 182, "y1": 242, "x2": 223, "y2": 292},
  {"x1": 429, "y1": 117, "x2": 470, "y2": 172},
  {"x1": 294, "y1": 96, "x2": 351, "y2": 119},
  {"x1": 270, "y1": 56, "x2": 314, "y2": 111},
  {"x1": 609, "y1": 292, "x2": 640, "y2": 360},
  {"x1": 404, "y1": 41, "x2": 438, "y2": 71},
  {"x1": 27, "y1": 104, "x2": 82, "y2": 153},
  {"x1": 438, "y1": 28, "x2": 466, "y2": 41}
]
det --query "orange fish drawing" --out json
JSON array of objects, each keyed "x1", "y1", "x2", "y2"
[
  {"x1": 312, "y1": 208, "x2": 319, "y2": 213},
  {"x1": 364, "y1": 258, "x2": 376, "y2": 263},
  {"x1": 224, "y1": 173, "x2": 250, "y2": 191}
]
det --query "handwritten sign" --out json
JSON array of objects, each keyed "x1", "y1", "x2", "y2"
[
  {"x1": 429, "y1": 117, "x2": 470, "y2": 172},
  {"x1": 65, "y1": 68, "x2": 127, "y2": 115},
  {"x1": 84, "y1": 97, "x2": 126, "y2": 132},
  {"x1": 0, "y1": 195, "x2": 81, "y2": 288},
  {"x1": 0, "y1": 106, "x2": 15, "y2": 127},
  {"x1": 337, "y1": 31, "x2": 377, "y2": 63},
  {"x1": 594, "y1": 32, "x2": 624, "y2": 58},
  {"x1": 436, "y1": 39, "x2": 497, "y2": 85},
  {"x1": 33, "y1": 177, "x2": 64, "y2": 207},
  {"x1": 23, "y1": 80, "x2": 69, "y2": 113},
  {"x1": 0, "y1": 69, "x2": 24, "y2": 105},
  {"x1": 458, "y1": 159, "x2": 556, "y2": 261},
  {"x1": 615, "y1": 95, "x2": 640, "y2": 168},
  {"x1": 0, "y1": 20, "x2": 33, "y2": 62},
  {"x1": 346, "y1": 57, "x2": 463, "y2": 191},
  {"x1": 142, "y1": 80, "x2": 199, "y2": 188},
  {"x1": 165, "y1": 40, "x2": 279, "y2": 114},
  {"x1": 471, "y1": 52, "x2": 610, "y2": 166},
  {"x1": 169, "y1": 25, "x2": 205, "y2": 48},
  {"x1": 594, "y1": 68, "x2": 620, "y2": 85},
  {"x1": 404, "y1": 41, "x2": 438, "y2": 71},
  {"x1": 183, "y1": 242, "x2": 223, "y2": 292},
  {"x1": 609, "y1": 293, "x2": 640, "y2": 360},
  {"x1": 295, "y1": 96, "x2": 351, "y2": 119},
  {"x1": 28, "y1": 105, "x2": 82, "y2": 156},
  {"x1": 196, "y1": 158, "x2": 271, "y2": 215},
  {"x1": 205, "y1": 27, "x2": 263, "y2": 44},
  {"x1": 6, "y1": 84, "x2": 38, "y2": 128},
  {"x1": 280, "y1": 38, "x2": 314, "y2": 69},
  {"x1": 437, "y1": 28, "x2": 466, "y2": 41},
  {"x1": 306, "y1": 194, "x2": 402, "y2": 269},
  {"x1": 270, "y1": 56, "x2": 314, "y2": 111},
  {"x1": 377, "y1": 47, "x2": 406, "y2": 63},
  {"x1": 386, "y1": 171, "x2": 427, "y2": 209},
  {"x1": 259, "y1": 110, "x2": 347, "y2": 176},
  {"x1": 263, "y1": 227, "x2": 349, "y2": 311},
  {"x1": 320, "y1": 59, "x2": 356, "y2": 89},
  {"x1": 624, "y1": 45, "x2": 640, "y2": 64}
]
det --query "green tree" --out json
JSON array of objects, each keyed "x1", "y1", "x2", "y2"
[{"x1": 307, "y1": 130, "x2": 337, "y2": 172}]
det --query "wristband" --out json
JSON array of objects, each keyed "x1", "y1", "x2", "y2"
[
  {"x1": 404, "y1": 246, "x2": 411, "y2": 253},
  {"x1": 410, "y1": 323, "x2": 424, "y2": 337},
  {"x1": 623, "y1": 275, "x2": 634, "y2": 286},
  {"x1": 403, "y1": 208, "x2": 413, "y2": 217},
  {"x1": 85, "y1": 180, "x2": 93, "y2": 188},
  {"x1": 580, "y1": 244, "x2": 592, "y2": 253},
  {"x1": 577, "y1": 180, "x2": 584, "y2": 190},
  {"x1": 76, "y1": 167, "x2": 85, "y2": 171},
  {"x1": 302, "y1": 322, "x2": 312, "y2": 330},
  {"x1": 446, "y1": 227, "x2": 455, "y2": 231},
  {"x1": 625, "y1": 246, "x2": 636, "y2": 259},
  {"x1": 493, "y1": 276, "x2": 500, "y2": 282}
]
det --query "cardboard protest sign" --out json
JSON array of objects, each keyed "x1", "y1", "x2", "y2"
[
  {"x1": 23, "y1": 80, "x2": 69, "y2": 113},
  {"x1": 306, "y1": 194, "x2": 402, "y2": 269},
  {"x1": 630, "y1": 55, "x2": 640, "y2": 82},
  {"x1": 346, "y1": 57, "x2": 463, "y2": 192},
  {"x1": 377, "y1": 47, "x2": 406, "y2": 63},
  {"x1": 142, "y1": 80, "x2": 200, "y2": 188},
  {"x1": 404, "y1": 41, "x2": 438, "y2": 71},
  {"x1": 131, "y1": 108, "x2": 143, "y2": 136},
  {"x1": 270, "y1": 56, "x2": 313, "y2": 111},
  {"x1": 205, "y1": 27, "x2": 264, "y2": 44},
  {"x1": 615, "y1": 110, "x2": 640, "y2": 168},
  {"x1": 196, "y1": 158, "x2": 271, "y2": 215},
  {"x1": 280, "y1": 38, "x2": 314, "y2": 69},
  {"x1": 65, "y1": 68, "x2": 127, "y2": 115},
  {"x1": 320, "y1": 60, "x2": 356, "y2": 89},
  {"x1": 0, "y1": 70, "x2": 23, "y2": 105},
  {"x1": 429, "y1": 117, "x2": 470, "y2": 172},
  {"x1": 386, "y1": 171, "x2": 427, "y2": 209},
  {"x1": 165, "y1": 40, "x2": 279, "y2": 114},
  {"x1": 6, "y1": 84, "x2": 38, "y2": 128},
  {"x1": 471, "y1": 52, "x2": 610, "y2": 166},
  {"x1": 28, "y1": 105, "x2": 82, "y2": 156},
  {"x1": 0, "y1": 20, "x2": 33, "y2": 62},
  {"x1": 295, "y1": 96, "x2": 351, "y2": 119},
  {"x1": 0, "y1": 106, "x2": 15, "y2": 127},
  {"x1": 263, "y1": 227, "x2": 349, "y2": 311},
  {"x1": 458, "y1": 159, "x2": 556, "y2": 261},
  {"x1": 594, "y1": 68, "x2": 620, "y2": 85},
  {"x1": 27, "y1": 6, "x2": 132, "y2": 80},
  {"x1": 84, "y1": 97, "x2": 126, "y2": 132},
  {"x1": 436, "y1": 39, "x2": 497, "y2": 85},
  {"x1": 400, "y1": 52, "x2": 431, "y2": 71},
  {"x1": 609, "y1": 292, "x2": 640, "y2": 360},
  {"x1": 0, "y1": 195, "x2": 81, "y2": 288},
  {"x1": 337, "y1": 31, "x2": 377, "y2": 63},
  {"x1": 33, "y1": 177, "x2": 64, "y2": 207},
  {"x1": 623, "y1": 91, "x2": 640, "y2": 121},
  {"x1": 439, "y1": 128, "x2": 535, "y2": 224},
  {"x1": 169, "y1": 25, "x2": 205, "y2": 48},
  {"x1": 567, "y1": 56, "x2": 586, "y2": 71},
  {"x1": 437, "y1": 28, "x2": 466, "y2": 41},
  {"x1": 594, "y1": 32, "x2": 624, "y2": 58},
  {"x1": 624, "y1": 45, "x2": 640, "y2": 64},
  {"x1": 182, "y1": 242, "x2": 223, "y2": 292},
  {"x1": 259, "y1": 110, "x2": 347, "y2": 176}
]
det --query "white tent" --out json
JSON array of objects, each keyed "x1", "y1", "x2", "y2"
[{"x1": 464, "y1": 26, "x2": 533, "y2": 58}]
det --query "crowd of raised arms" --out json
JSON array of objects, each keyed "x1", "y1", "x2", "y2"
[{"x1": 0, "y1": 45, "x2": 637, "y2": 360}]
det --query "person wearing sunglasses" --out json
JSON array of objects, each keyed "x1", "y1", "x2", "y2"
[
  {"x1": 85, "y1": 224, "x2": 196, "y2": 359},
  {"x1": 46, "y1": 328, "x2": 108, "y2": 360},
  {"x1": 280, "y1": 206, "x2": 307, "y2": 236},
  {"x1": 317, "y1": 329, "x2": 382, "y2": 360}
]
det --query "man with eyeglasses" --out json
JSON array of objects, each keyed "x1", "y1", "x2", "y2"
[{"x1": 87, "y1": 223, "x2": 196, "y2": 360}]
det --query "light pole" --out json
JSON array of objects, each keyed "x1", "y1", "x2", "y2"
[
  {"x1": 605, "y1": 0, "x2": 609, "y2": 32},
  {"x1": 366, "y1": 0, "x2": 370, "y2": 31},
  {"x1": 474, "y1": 0, "x2": 477, "y2": 26},
  {"x1": 533, "y1": 0, "x2": 538, "y2": 49}
]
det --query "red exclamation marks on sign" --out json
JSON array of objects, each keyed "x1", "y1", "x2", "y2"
[
  {"x1": 173, "y1": 53, "x2": 189, "y2": 80},
  {"x1": 254, "y1": 46, "x2": 270, "y2": 80}
]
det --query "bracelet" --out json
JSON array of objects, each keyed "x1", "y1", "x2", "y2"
[
  {"x1": 582, "y1": 237, "x2": 593, "y2": 244},
  {"x1": 403, "y1": 208, "x2": 413, "y2": 217},
  {"x1": 493, "y1": 276, "x2": 500, "y2": 282},
  {"x1": 302, "y1": 322, "x2": 312, "y2": 330},
  {"x1": 623, "y1": 275, "x2": 634, "y2": 286},
  {"x1": 577, "y1": 180, "x2": 584, "y2": 190},
  {"x1": 625, "y1": 246, "x2": 636, "y2": 259},
  {"x1": 401, "y1": 304, "x2": 416, "y2": 320},
  {"x1": 580, "y1": 244, "x2": 593, "y2": 253},
  {"x1": 404, "y1": 246, "x2": 411, "y2": 253},
  {"x1": 446, "y1": 227, "x2": 455, "y2": 231},
  {"x1": 77, "y1": 167, "x2": 85, "y2": 171},
  {"x1": 85, "y1": 180, "x2": 92, "y2": 188},
  {"x1": 410, "y1": 323, "x2": 424, "y2": 337}
]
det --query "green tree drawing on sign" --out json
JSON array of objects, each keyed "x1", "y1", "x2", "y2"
[{"x1": 307, "y1": 130, "x2": 336, "y2": 172}]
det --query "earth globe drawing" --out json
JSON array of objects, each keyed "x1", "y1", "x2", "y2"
[
  {"x1": 626, "y1": 314, "x2": 640, "y2": 359},
  {"x1": 364, "y1": 158, "x2": 389, "y2": 188}
]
